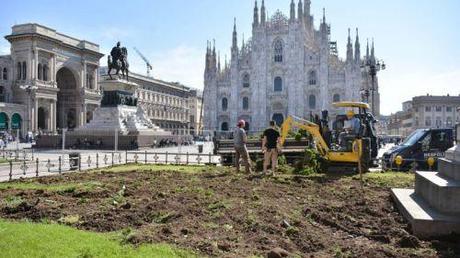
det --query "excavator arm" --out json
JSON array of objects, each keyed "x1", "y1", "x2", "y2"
[{"x1": 280, "y1": 116, "x2": 330, "y2": 157}]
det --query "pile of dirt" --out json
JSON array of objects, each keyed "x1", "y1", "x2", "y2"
[{"x1": 0, "y1": 168, "x2": 459, "y2": 257}]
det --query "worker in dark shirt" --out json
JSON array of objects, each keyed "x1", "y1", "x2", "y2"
[{"x1": 262, "y1": 120, "x2": 281, "y2": 176}]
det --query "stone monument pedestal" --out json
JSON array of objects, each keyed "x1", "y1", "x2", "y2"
[
  {"x1": 392, "y1": 124, "x2": 460, "y2": 237},
  {"x1": 37, "y1": 79, "x2": 172, "y2": 150}
]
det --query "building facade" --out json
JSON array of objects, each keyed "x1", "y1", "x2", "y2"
[
  {"x1": 100, "y1": 68, "x2": 192, "y2": 135},
  {"x1": 388, "y1": 95, "x2": 460, "y2": 137},
  {"x1": 0, "y1": 23, "x2": 103, "y2": 136},
  {"x1": 203, "y1": 0, "x2": 381, "y2": 134},
  {"x1": 188, "y1": 89, "x2": 203, "y2": 136}
]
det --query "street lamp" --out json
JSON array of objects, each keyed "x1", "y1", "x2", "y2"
[
  {"x1": 19, "y1": 85, "x2": 38, "y2": 135},
  {"x1": 361, "y1": 59, "x2": 386, "y2": 115}
]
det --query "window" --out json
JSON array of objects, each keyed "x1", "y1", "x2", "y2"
[
  {"x1": 425, "y1": 106, "x2": 431, "y2": 112},
  {"x1": 17, "y1": 62, "x2": 21, "y2": 80},
  {"x1": 446, "y1": 106, "x2": 453, "y2": 112},
  {"x1": 414, "y1": 107, "x2": 419, "y2": 112},
  {"x1": 274, "y1": 39, "x2": 283, "y2": 63},
  {"x1": 309, "y1": 95, "x2": 316, "y2": 109},
  {"x1": 333, "y1": 94, "x2": 340, "y2": 103},
  {"x1": 221, "y1": 122, "x2": 229, "y2": 132},
  {"x1": 0, "y1": 86, "x2": 4, "y2": 102},
  {"x1": 221, "y1": 98, "x2": 228, "y2": 111},
  {"x1": 22, "y1": 62, "x2": 26, "y2": 80},
  {"x1": 37, "y1": 64, "x2": 42, "y2": 80},
  {"x1": 242, "y1": 73, "x2": 250, "y2": 88},
  {"x1": 274, "y1": 77, "x2": 283, "y2": 92},
  {"x1": 242, "y1": 97, "x2": 249, "y2": 110},
  {"x1": 309, "y1": 71, "x2": 317, "y2": 85},
  {"x1": 425, "y1": 117, "x2": 431, "y2": 127},
  {"x1": 436, "y1": 106, "x2": 442, "y2": 112},
  {"x1": 431, "y1": 130, "x2": 449, "y2": 150},
  {"x1": 447, "y1": 117, "x2": 453, "y2": 126},
  {"x1": 43, "y1": 65, "x2": 48, "y2": 81},
  {"x1": 415, "y1": 117, "x2": 419, "y2": 126},
  {"x1": 435, "y1": 117, "x2": 442, "y2": 127},
  {"x1": 2, "y1": 68, "x2": 6, "y2": 80}
]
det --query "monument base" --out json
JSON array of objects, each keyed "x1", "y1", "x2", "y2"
[
  {"x1": 392, "y1": 141, "x2": 460, "y2": 237},
  {"x1": 36, "y1": 78, "x2": 174, "y2": 150}
]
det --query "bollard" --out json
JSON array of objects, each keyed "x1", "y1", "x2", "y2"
[
  {"x1": 31, "y1": 148, "x2": 34, "y2": 160},
  {"x1": 22, "y1": 160, "x2": 26, "y2": 176},
  {"x1": 35, "y1": 158, "x2": 39, "y2": 177},
  {"x1": 47, "y1": 159, "x2": 51, "y2": 172},
  {"x1": 186, "y1": 152, "x2": 189, "y2": 165},
  {"x1": 209, "y1": 152, "x2": 212, "y2": 164},
  {"x1": 78, "y1": 154, "x2": 82, "y2": 171},
  {"x1": 395, "y1": 156, "x2": 403, "y2": 171},
  {"x1": 125, "y1": 150, "x2": 128, "y2": 164},
  {"x1": 145, "y1": 151, "x2": 147, "y2": 164},
  {"x1": 9, "y1": 160, "x2": 12, "y2": 181},
  {"x1": 165, "y1": 152, "x2": 168, "y2": 164},
  {"x1": 427, "y1": 157, "x2": 435, "y2": 171},
  {"x1": 111, "y1": 152, "x2": 114, "y2": 166},
  {"x1": 96, "y1": 153, "x2": 99, "y2": 168},
  {"x1": 58, "y1": 156, "x2": 62, "y2": 174},
  {"x1": 198, "y1": 154, "x2": 201, "y2": 165}
]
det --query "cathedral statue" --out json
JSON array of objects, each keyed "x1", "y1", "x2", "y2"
[{"x1": 108, "y1": 41, "x2": 130, "y2": 81}]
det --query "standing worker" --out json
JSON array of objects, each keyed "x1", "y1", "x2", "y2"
[
  {"x1": 234, "y1": 120, "x2": 252, "y2": 174},
  {"x1": 262, "y1": 120, "x2": 281, "y2": 176}
]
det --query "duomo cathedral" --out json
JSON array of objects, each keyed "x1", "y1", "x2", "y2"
[{"x1": 203, "y1": 0, "x2": 381, "y2": 133}]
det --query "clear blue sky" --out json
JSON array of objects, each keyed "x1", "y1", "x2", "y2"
[{"x1": 1, "y1": 0, "x2": 459, "y2": 115}]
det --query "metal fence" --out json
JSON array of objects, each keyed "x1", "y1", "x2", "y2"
[{"x1": 0, "y1": 150, "x2": 220, "y2": 182}]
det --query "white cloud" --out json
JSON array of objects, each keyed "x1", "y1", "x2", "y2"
[
  {"x1": 380, "y1": 69, "x2": 460, "y2": 115},
  {"x1": 130, "y1": 45, "x2": 205, "y2": 89},
  {"x1": 0, "y1": 44, "x2": 9, "y2": 55}
]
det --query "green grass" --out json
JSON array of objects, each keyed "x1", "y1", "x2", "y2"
[
  {"x1": 354, "y1": 171, "x2": 415, "y2": 188},
  {"x1": 0, "y1": 181, "x2": 103, "y2": 192},
  {"x1": 0, "y1": 158, "x2": 8, "y2": 164},
  {"x1": 0, "y1": 219, "x2": 198, "y2": 258}
]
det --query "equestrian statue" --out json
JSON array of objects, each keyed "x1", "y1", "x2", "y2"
[{"x1": 107, "y1": 41, "x2": 129, "y2": 81}]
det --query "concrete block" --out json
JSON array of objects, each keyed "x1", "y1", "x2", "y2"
[
  {"x1": 391, "y1": 188, "x2": 460, "y2": 238},
  {"x1": 445, "y1": 145, "x2": 460, "y2": 164},
  {"x1": 438, "y1": 158, "x2": 460, "y2": 181},
  {"x1": 415, "y1": 172, "x2": 460, "y2": 214}
]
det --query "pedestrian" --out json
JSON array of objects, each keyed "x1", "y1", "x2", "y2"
[
  {"x1": 233, "y1": 120, "x2": 252, "y2": 174},
  {"x1": 262, "y1": 120, "x2": 281, "y2": 176}
]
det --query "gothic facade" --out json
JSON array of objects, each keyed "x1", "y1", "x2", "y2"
[{"x1": 203, "y1": 0, "x2": 381, "y2": 134}]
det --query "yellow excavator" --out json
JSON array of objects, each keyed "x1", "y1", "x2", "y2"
[{"x1": 279, "y1": 102, "x2": 378, "y2": 172}]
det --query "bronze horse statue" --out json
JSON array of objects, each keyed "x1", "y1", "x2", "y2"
[{"x1": 107, "y1": 43, "x2": 129, "y2": 81}]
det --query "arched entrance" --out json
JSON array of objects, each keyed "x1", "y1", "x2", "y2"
[
  {"x1": 56, "y1": 67, "x2": 79, "y2": 129},
  {"x1": 272, "y1": 113, "x2": 284, "y2": 127},
  {"x1": 38, "y1": 107, "x2": 47, "y2": 130},
  {"x1": 0, "y1": 112, "x2": 9, "y2": 131}
]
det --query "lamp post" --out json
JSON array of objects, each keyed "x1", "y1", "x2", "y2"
[
  {"x1": 19, "y1": 85, "x2": 38, "y2": 137},
  {"x1": 361, "y1": 59, "x2": 386, "y2": 115}
]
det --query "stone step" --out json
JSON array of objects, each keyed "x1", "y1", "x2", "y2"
[
  {"x1": 415, "y1": 171, "x2": 460, "y2": 214},
  {"x1": 438, "y1": 158, "x2": 460, "y2": 181},
  {"x1": 391, "y1": 188, "x2": 460, "y2": 238}
]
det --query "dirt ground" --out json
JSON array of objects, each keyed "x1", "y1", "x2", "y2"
[{"x1": 0, "y1": 166, "x2": 459, "y2": 258}]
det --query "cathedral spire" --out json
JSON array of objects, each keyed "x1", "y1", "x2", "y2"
[
  {"x1": 298, "y1": 0, "x2": 303, "y2": 23},
  {"x1": 354, "y1": 28, "x2": 361, "y2": 63},
  {"x1": 371, "y1": 38, "x2": 375, "y2": 62},
  {"x1": 366, "y1": 38, "x2": 370, "y2": 60},
  {"x1": 253, "y1": 0, "x2": 259, "y2": 28},
  {"x1": 232, "y1": 18, "x2": 238, "y2": 52},
  {"x1": 346, "y1": 28, "x2": 353, "y2": 62},
  {"x1": 205, "y1": 40, "x2": 210, "y2": 72},
  {"x1": 304, "y1": 0, "x2": 311, "y2": 18},
  {"x1": 322, "y1": 8, "x2": 326, "y2": 24},
  {"x1": 217, "y1": 51, "x2": 221, "y2": 72},
  {"x1": 261, "y1": 0, "x2": 266, "y2": 24},
  {"x1": 290, "y1": 0, "x2": 296, "y2": 22},
  {"x1": 242, "y1": 33, "x2": 245, "y2": 51}
]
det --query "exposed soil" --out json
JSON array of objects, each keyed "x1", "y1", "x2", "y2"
[{"x1": 0, "y1": 167, "x2": 459, "y2": 257}]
